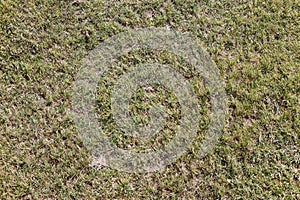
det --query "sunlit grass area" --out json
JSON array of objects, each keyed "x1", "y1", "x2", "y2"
[{"x1": 0, "y1": 0, "x2": 299, "y2": 198}]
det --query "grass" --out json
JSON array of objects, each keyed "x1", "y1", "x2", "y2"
[{"x1": 0, "y1": 0, "x2": 299, "y2": 199}]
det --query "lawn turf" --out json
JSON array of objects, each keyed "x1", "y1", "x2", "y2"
[{"x1": 0, "y1": 0, "x2": 299, "y2": 199}]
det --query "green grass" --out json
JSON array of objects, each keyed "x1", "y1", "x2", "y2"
[{"x1": 0, "y1": 0, "x2": 299, "y2": 199}]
